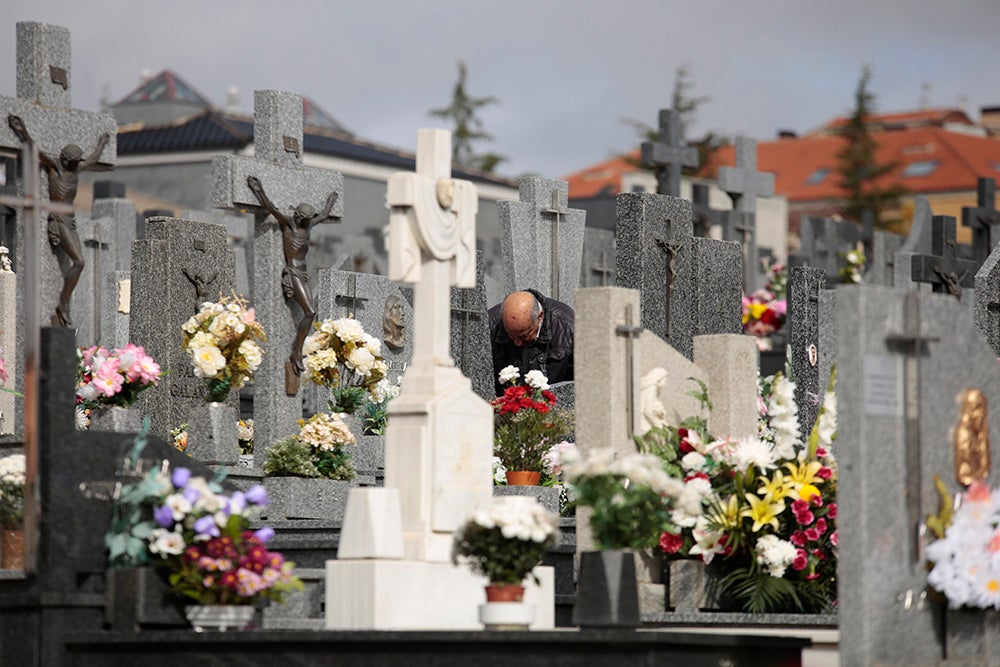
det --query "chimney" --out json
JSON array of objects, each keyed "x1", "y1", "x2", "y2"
[
  {"x1": 777, "y1": 129, "x2": 797, "y2": 140},
  {"x1": 981, "y1": 106, "x2": 1000, "y2": 131}
]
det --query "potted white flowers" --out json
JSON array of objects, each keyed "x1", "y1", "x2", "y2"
[{"x1": 452, "y1": 497, "x2": 559, "y2": 630}]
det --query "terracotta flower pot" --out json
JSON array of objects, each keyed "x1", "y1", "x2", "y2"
[
  {"x1": 505, "y1": 470, "x2": 541, "y2": 486},
  {"x1": 485, "y1": 583, "x2": 525, "y2": 603}
]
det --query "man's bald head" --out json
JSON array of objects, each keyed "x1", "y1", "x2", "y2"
[{"x1": 501, "y1": 291, "x2": 543, "y2": 347}]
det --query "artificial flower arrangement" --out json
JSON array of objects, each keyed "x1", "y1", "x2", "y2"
[
  {"x1": 742, "y1": 262, "x2": 788, "y2": 351},
  {"x1": 303, "y1": 317, "x2": 387, "y2": 415},
  {"x1": 492, "y1": 367, "x2": 571, "y2": 480},
  {"x1": 0, "y1": 453, "x2": 25, "y2": 530},
  {"x1": 181, "y1": 295, "x2": 266, "y2": 402},
  {"x1": 106, "y1": 437, "x2": 302, "y2": 607},
  {"x1": 838, "y1": 242, "x2": 866, "y2": 284},
  {"x1": 170, "y1": 423, "x2": 189, "y2": 453},
  {"x1": 75, "y1": 344, "x2": 162, "y2": 411},
  {"x1": 359, "y1": 375, "x2": 402, "y2": 436},
  {"x1": 926, "y1": 478, "x2": 1000, "y2": 609},
  {"x1": 636, "y1": 371, "x2": 839, "y2": 613},
  {"x1": 237, "y1": 419, "x2": 254, "y2": 456},
  {"x1": 452, "y1": 499, "x2": 560, "y2": 590},
  {"x1": 563, "y1": 447, "x2": 702, "y2": 550},
  {"x1": 263, "y1": 412, "x2": 357, "y2": 481}
]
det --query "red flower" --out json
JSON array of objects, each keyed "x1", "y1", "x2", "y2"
[
  {"x1": 685, "y1": 471, "x2": 709, "y2": 482},
  {"x1": 659, "y1": 532, "x2": 684, "y2": 554},
  {"x1": 830, "y1": 531, "x2": 838, "y2": 547},
  {"x1": 817, "y1": 466, "x2": 833, "y2": 480},
  {"x1": 792, "y1": 549, "x2": 808, "y2": 571},
  {"x1": 541, "y1": 390, "x2": 556, "y2": 404},
  {"x1": 804, "y1": 527, "x2": 821, "y2": 542},
  {"x1": 795, "y1": 511, "x2": 815, "y2": 526},
  {"x1": 810, "y1": 493, "x2": 824, "y2": 507},
  {"x1": 790, "y1": 530, "x2": 807, "y2": 547},
  {"x1": 826, "y1": 503, "x2": 838, "y2": 520},
  {"x1": 815, "y1": 447, "x2": 829, "y2": 458},
  {"x1": 815, "y1": 518, "x2": 828, "y2": 534},
  {"x1": 534, "y1": 402, "x2": 551, "y2": 414},
  {"x1": 219, "y1": 570, "x2": 239, "y2": 590}
]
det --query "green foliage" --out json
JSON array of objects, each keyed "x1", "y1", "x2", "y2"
[
  {"x1": 716, "y1": 564, "x2": 832, "y2": 614},
  {"x1": 263, "y1": 437, "x2": 321, "y2": 478},
  {"x1": 453, "y1": 521, "x2": 555, "y2": 585},
  {"x1": 429, "y1": 61, "x2": 506, "y2": 173},
  {"x1": 313, "y1": 448, "x2": 356, "y2": 482},
  {"x1": 835, "y1": 66, "x2": 907, "y2": 229},
  {"x1": 361, "y1": 399, "x2": 388, "y2": 436},
  {"x1": 329, "y1": 386, "x2": 367, "y2": 415},
  {"x1": 493, "y1": 407, "x2": 571, "y2": 472},
  {"x1": 570, "y1": 472, "x2": 672, "y2": 550}
]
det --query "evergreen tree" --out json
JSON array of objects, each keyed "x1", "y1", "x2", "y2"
[
  {"x1": 429, "y1": 61, "x2": 506, "y2": 173},
  {"x1": 835, "y1": 66, "x2": 906, "y2": 228}
]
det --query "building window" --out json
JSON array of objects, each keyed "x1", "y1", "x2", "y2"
[
  {"x1": 805, "y1": 167, "x2": 830, "y2": 185},
  {"x1": 902, "y1": 160, "x2": 939, "y2": 178},
  {"x1": 631, "y1": 185, "x2": 645, "y2": 193}
]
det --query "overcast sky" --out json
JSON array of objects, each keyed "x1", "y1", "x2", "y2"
[{"x1": 4, "y1": 1, "x2": 999, "y2": 179}]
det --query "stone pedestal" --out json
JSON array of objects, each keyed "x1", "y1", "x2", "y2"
[
  {"x1": 89, "y1": 406, "x2": 142, "y2": 433},
  {"x1": 493, "y1": 485, "x2": 561, "y2": 515},
  {"x1": 264, "y1": 477, "x2": 351, "y2": 521},
  {"x1": 186, "y1": 402, "x2": 239, "y2": 466}
]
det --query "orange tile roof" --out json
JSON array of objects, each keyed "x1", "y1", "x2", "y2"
[
  {"x1": 565, "y1": 126, "x2": 1000, "y2": 204},
  {"x1": 815, "y1": 107, "x2": 975, "y2": 134}
]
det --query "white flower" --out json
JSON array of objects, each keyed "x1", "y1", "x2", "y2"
[
  {"x1": 332, "y1": 318, "x2": 365, "y2": 343},
  {"x1": 186, "y1": 331, "x2": 216, "y2": 351},
  {"x1": 238, "y1": 340, "x2": 263, "y2": 371},
  {"x1": 816, "y1": 392, "x2": 837, "y2": 449},
  {"x1": 681, "y1": 452, "x2": 707, "y2": 472},
  {"x1": 148, "y1": 528, "x2": 185, "y2": 556},
  {"x1": 361, "y1": 333, "x2": 382, "y2": 357},
  {"x1": 491, "y1": 456, "x2": 507, "y2": 484},
  {"x1": 498, "y1": 365, "x2": 520, "y2": 385},
  {"x1": 345, "y1": 346, "x2": 376, "y2": 376},
  {"x1": 755, "y1": 534, "x2": 797, "y2": 578},
  {"x1": 75, "y1": 406, "x2": 91, "y2": 430},
  {"x1": 77, "y1": 381, "x2": 100, "y2": 402},
  {"x1": 163, "y1": 493, "x2": 192, "y2": 521},
  {"x1": 181, "y1": 316, "x2": 200, "y2": 334},
  {"x1": 190, "y1": 345, "x2": 226, "y2": 378},
  {"x1": 237, "y1": 419, "x2": 254, "y2": 442},
  {"x1": 730, "y1": 437, "x2": 777, "y2": 473},
  {"x1": 689, "y1": 516, "x2": 726, "y2": 565},
  {"x1": 524, "y1": 370, "x2": 550, "y2": 391},
  {"x1": 305, "y1": 348, "x2": 338, "y2": 373},
  {"x1": 303, "y1": 331, "x2": 326, "y2": 356}
]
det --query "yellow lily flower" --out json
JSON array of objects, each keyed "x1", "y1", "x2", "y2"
[
  {"x1": 742, "y1": 493, "x2": 786, "y2": 532},
  {"x1": 783, "y1": 460, "x2": 824, "y2": 490},
  {"x1": 757, "y1": 470, "x2": 794, "y2": 501},
  {"x1": 709, "y1": 494, "x2": 742, "y2": 530}
]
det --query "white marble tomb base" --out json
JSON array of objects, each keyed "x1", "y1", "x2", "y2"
[{"x1": 325, "y1": 560, "x2": 554, "y2": 630}]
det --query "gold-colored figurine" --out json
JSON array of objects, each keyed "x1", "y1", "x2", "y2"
[{"x1": 954, "y1": 387, "x2": 990, "y2": 486}]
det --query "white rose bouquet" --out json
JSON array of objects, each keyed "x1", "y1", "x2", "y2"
[{"x1": 181, "y1": 295, "x2": 266, "y2": 402}]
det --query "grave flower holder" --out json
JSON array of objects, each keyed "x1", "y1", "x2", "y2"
[
  {"x1": 573, "y1": 549, "x2": 640, "y2": 629},
  {"x1": 185, "y1": 403, "x2": 240, "y2": 466}
]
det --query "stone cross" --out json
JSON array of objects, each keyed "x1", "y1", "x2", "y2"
[
  {"x1": 864, "y1": 230, "x2": 903, "y2": 286},
  {"x1": 690, "y1": 182, "x2": 720, "y2": 238},
  {"x1": 74, "y1": 215, "x2": 111, "y2": 346},
  {"x1": 910, "y1": 215, "x2": 978, "y2": 299},
  {"x1": 0, "y1": 22, "x2": 117, "y2": 329},
  {"x1": 211, "y1": 89, "x2": 343, "y2": 454},
  {"x1": 497, "y1": 177, "x2": 585, "y2": 307},
  {"x1": 798, "y1": 216, "x2": 838, "y2": 281},
  {"x1": 581, "y1": 227, "x2": 615, "y2": 288},
  {"x1": 640, "y1": 109, "x2": 698, "y2": 198},
  {"x1": 383, "y1": 128, "x2": 491, "y2": 562},
  {"x1": 962, "y1": 177, "x2": 1000, "y2": 264},
  {"x1": 615, "y1": 302, "x2": 643, "y2": 440},
  {"x1": 718, "y1": 137, "x2": 774, "y2": 292},
  {"x1": 615, "y1": 192, "x2": 696, "y2": 358},
  {"x1": 332, "y1": 272, "x2": 369, "y2": 318},
  {"x1": 786, "y1": 266, "x2": 826, "y2": 434}
]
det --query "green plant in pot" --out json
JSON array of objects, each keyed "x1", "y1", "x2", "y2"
[{"x1": 264, "y1": 412, "x2": 357, "y2": 481}]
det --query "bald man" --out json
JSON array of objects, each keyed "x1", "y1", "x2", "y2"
[{"x1": 487, "y1": 288, "x2": 574, "y2": 396}]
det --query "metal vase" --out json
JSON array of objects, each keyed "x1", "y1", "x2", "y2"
[{"x1": 572, "y1": 549, "x2": 640, "y2": 629}]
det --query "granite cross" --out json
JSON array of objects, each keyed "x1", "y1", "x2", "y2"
[
  {"x1": 615, "y1": 302, "x2": 643, "y2": 441},
  {"x1": 885, "y1": 291, "x2": 938, "y2": 566},
  {"x1": 690, "y1": 182, "x2": 719, "y2": 238},
  {"x1": 640, "y1": 108, "x2": 698, "y2": 198},
  {"x1": 910, "y1": 215, "x2": 978, "y2": 299},
  {"x1": 718, "y1": 137, "x2": 774, "y2": 292},
  {"x1": 211, "y1": 89, "x2": 343, "y2": 450},
  {"x1": 961, "y1": 177, "x2": 1000, "y2": 264}
]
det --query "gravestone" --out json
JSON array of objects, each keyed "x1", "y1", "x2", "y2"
[
  {"x1": 910, "y1": 215, "x2": 978, "y2": 299},
  {"x1": 315, "y1": 266, "x2": 414, "y2": 475},
  {"x1": 87, "y1": 185, "x2": 136, "y2": 349},
  {"x1": 211, "y1": 89, "x2": 344, "y2": 457},
  {"x1": 497, "y1": 177, "x2": 585, "y2": 307},
  {"x1": 183, "y1": 208, "x2": 253, "y2": 298},
  {"x1": 690, "y1": 237, "x2": 743, "y2": 337},
  {"x1": 690, "y1": 182, "x2": 721, "y2": 238},
  {"x1": 786, "y1": 266, "x2": 826, "y2": 434},
  {"x1": 450, "y1": 250, "x2": 492, "y2": 401},
  {"x1": 974, "y1": 242, "x2": 1000, "y2": 356},
  {"x1": 837, "y1": 285, "x2": 1000, "y2": 665},
  {"x1": 718, "y1": 137, "x2": 774, "y2": 292},
  {"x1": 0, "y1": 22, "x2": 118, "y2": 329},
  {"x1": 130, "y1": 217, "x2": 237, "y2": 440},
  {"x1": 866, "y1": 229, "x2": 905, "y2": 287},
  {"x1": 580, "y1": 227, "x2": 615, "y2": 288},
  {"x1": 893, "y1": 196, "x2": 935, "y2": 290},
  {"x1": 72, "y1": 214, "x2": 111, "y2": 346},
  {"x1": 639, "y1": 108, "x2": 698, "y2": 198},
  {"x1": 962, "y1": 177, "x2": 1000, "y2": 265},
  {"x1": 615, "y1": 192, "x2": 696, "y2": 359}
]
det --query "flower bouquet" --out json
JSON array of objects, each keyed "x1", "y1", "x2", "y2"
[
  {"x1": 742, "y1": 262, "x2": 788, "y2": 351},
  {"x1": 106, "y1": 459, "x2": 302, "y2": 609},
  {"x1": 492, "y1": 367, "x2": 570, "y2": 484},
  {"x1": 181, "y1": 295, "x2": 265, "y2": 402},
  {"x1": 696, "y1": 371, "x2": 839, "y2": 613},
  {"x1": 237, "y1": 419, "x2": 254, "y2": 456},
  {"x1": 453, "y1": 499, "x2": 559, "y2": 589},
  {"x1": 303, "y1": 317, "x2": 387, "y2": 415},
  {"x1": 264, "y1": 412, "x2": 357, "y2": 481},
  {"x1": 76, "y1": 344, "x2": 162, "y2": 412},
  {"x1": 926, "y1": 479, "x2": 1000, "y2": 609},
  {"x1": 838, "y1": 242, "x2": 866, "y2": 284}
]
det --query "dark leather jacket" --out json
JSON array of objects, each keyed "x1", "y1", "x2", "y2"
[{"x1": 488, "y1": 288, "x2": 574, "y2": 396}]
